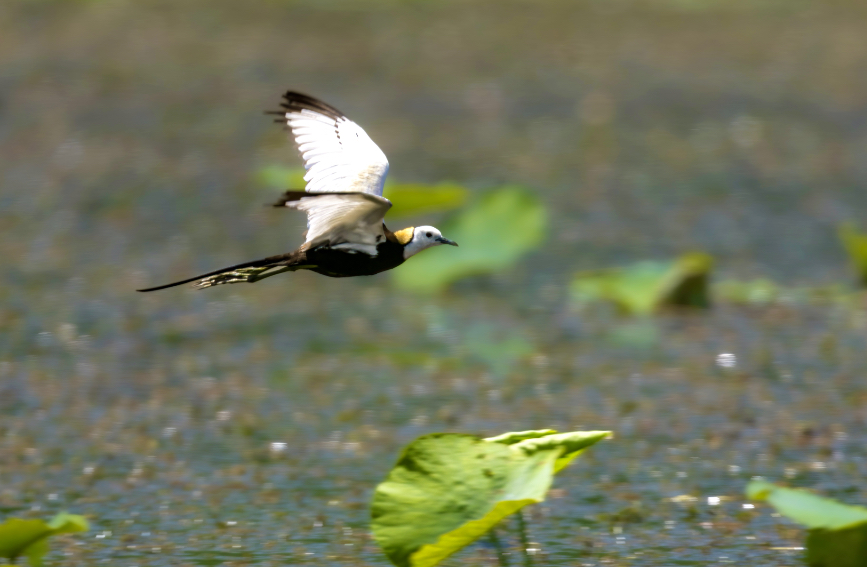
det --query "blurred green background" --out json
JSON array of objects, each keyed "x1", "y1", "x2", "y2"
[{"x1": 2, "y1": 0, "x2": 867, "y2": 565}]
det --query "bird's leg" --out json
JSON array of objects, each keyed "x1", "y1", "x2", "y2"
[
  {"x1": 248, "y1": 264, "x2": 317, "y2": 283},
  {"x1": 194, "y1": 267, "x2": 269, "y2": 288},
  {"x1": 246, "y1": 265, "x2": 294, "y2": 283},
  {"x1": 194, "y1": 264, "x2": 312, "y2": 289}
]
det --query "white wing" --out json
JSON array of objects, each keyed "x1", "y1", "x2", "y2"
[
  {"x1": 285, "y1": 193, "x2": 392, "y2": 256},
  {"x1": 279, "y1": 92, "x2": 389, "y2": 196}
]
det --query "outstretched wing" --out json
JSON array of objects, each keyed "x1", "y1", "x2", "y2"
[
  {"x1": 279, "y1": 192, "x2": 393, "y2": 256},
  {"x1": 276, "y1": 91, "x2": 389, "y2": 196}
]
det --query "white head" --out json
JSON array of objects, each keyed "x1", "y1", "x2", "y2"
[{"x1": 401, "y1": 225, "x2": 459, "y2": 259}]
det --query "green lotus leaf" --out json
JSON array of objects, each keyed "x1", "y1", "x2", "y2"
[
  {"x1": 23, "y1": 539, "x2": 50, "y2": 567},
  {"x1": 511, "y1": 430, "x2": 612, "y2": 473},
  {"x1": 0, "y1": 519, "x2": 53, "y2": 563},
  {"x1": 746, "y1": 481, "x2": 867, "y2": 530},
  {"x1": 838, "y1": 222, "x2": 867, "y2": 288},
  {"x1": 747, "y1": 481, "x2": 867, "y2": 567},
  {"x1": 483, "y1": 429, "x2": 558, "y2": 444},
  {"x1": 371, "y1": 429, "x2": 609, "y2": 567},
  {"x1": 46, "y1": 512, "x2": 89, "y2": 536},
  {"x1": 806, "y1": 525, "x2": 867, "y2": 567},
  {"x1": 255, "y1": 165, "x2": 307, "y2": 190},
  {"x1": 383, "y1": 182, "x2": 468, "y2": 218},
  {"x1": 714, "y1": 279, "x2": 853, "y2": 307},
  {"x1": 255, "y1": 166, "x2": 466, "y2": 218},
  {"x1": 393, "y1": 186, "x2": 547, "y2": 293},
  {"x1": 571, "y1": 252, "x2": 713, "y2": 315},
  {"x1": 713, "y1": 277, "x2": 782, "y2": 305},
  {"x1": 0, "y1": 513, "x2": 89, "y2": 567}
]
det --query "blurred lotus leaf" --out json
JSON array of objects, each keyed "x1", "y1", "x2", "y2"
[
  {"x1": 747, "y1": 480, "x2": 867, "y2": 567},
  {"x1": 0, "y1": 512, "x2": 89, "y2": 567},
  {"x1": 383, "y1": 182, "x2": 468, "y2": 218},
  {"x1": 838, "y1": 222, "x2": 867, "y2": 288},
  {"x1": 714, "y1": 278, "x2": 781, "y2": 305},
  {"x1": 255, "y1": 165, "x2": 307, "y2": 190},
  {"x1": 714, "y1": 279, "x2": 852, "y2": 306},
  {"x1": 255, "y1": 166, "x2": 467, "y2": 218},
  {"x1": 371, "y1": 429, "x2": 609, "y2": 567},
  {"x1": 392, "y1": 186, "x2": 547, "y2": 293},
  {"x1": 483, "y1": 429, "x2": 558, "y2": 444},
  {"x1": 571, "y1": 253, "x2": 713, "y2": 315}
]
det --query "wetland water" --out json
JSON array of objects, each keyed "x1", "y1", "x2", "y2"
[{"x1": 2, "y1": 1, "x2": 867, "y2": 565}]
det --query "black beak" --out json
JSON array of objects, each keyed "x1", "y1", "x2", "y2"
[{"x1": 437, "y1": 236, "x2": 459, "y2": 247}]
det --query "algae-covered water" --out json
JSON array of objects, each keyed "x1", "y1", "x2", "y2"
[{"x1": 2, "y1": 1, "x2": 867, "y2": 565}]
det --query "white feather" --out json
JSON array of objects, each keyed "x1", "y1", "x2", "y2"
[
  {"x1": 286, "y1": 108, "x2": 389, "y2": 197},
  {"x1": 278, "y1": 94, "x2": 395, "y2": 253},
  {"x1": 286, "y1": 193, "x2": 392, "y2": 255}
]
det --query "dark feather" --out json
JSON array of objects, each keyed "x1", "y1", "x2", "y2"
[
  {"x1": 278, "y1": 91, "x2": 346, "y2": 121},
  {"x1": 269, "y1": 189, "x2": 374, "y2": 208},
  {"x1": 137, "y1": 251, "x2": 303, "y2": 292}
]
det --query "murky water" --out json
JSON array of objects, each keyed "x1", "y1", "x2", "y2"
[{"x1": 2, "y1": 1, "x2": 867, "y2": 565}]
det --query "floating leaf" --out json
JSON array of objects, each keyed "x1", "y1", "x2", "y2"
[
  {"x1": 571, "y1": 252, "x2": 713, "y2": 315},
  {"x1": 46, "y1": 512, "x2": 90, "y2": 535},
  {"x1": 0, "y1": 519, "x2": 53, "y2": 564},
  {"x1": 746, "y1": 481, "x2": 867, "y2": 530},
  {"x1": 714, "y1": 278, "x2": 782, "y2": 305},
  {"x1": 371, "y1": 429, "x2": 609, "y2": 567},
  {"x1": 392, "y1": 186, "x2": 547, "y2": 293},
  {"x1": 838, "y1": 222, "x2": 867, "y2": 288},
  {"x1": 508, "y1": 430, "x2": 612, "y2": 474},
  {"x1": 807, "y1": 526, "x2": 867, "y2": 567},
  {"x1": 483, "y1": 429, "x2": 558, "y2": 445},
  {"x1": 747, "y1": 481, "x2": 867, "y2": 567},
  {"x1": 0, "y1": 513, "x2": 89, "y2": 567},
  {"x1": 714, "y1": 279, "x2": 853, "y2": 307},
  {"x1": 383, "y1": 182, "x2": 468, "y2": 218}
]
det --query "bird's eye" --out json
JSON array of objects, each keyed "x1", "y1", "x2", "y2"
[{"x1": 426, "y1": 232, "x2": 432, "y2": 238}]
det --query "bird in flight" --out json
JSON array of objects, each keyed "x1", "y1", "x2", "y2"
[{"x1": 138, "y1": 91, "x2": 458, "y2": 292}]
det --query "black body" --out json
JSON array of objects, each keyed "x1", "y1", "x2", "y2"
[{"x1": 306, "y1": 234, "x2": 406, "y2": 277}]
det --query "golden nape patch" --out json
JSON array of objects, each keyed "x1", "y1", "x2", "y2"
[{"x1": 393, "y1": 227, "x2": 415, "y2": 245}]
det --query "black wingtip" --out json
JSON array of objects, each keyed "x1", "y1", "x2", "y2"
[
  {"x1": 270, "y1": 190, "x2": 309, "y2": 208},
  {"x1": 279, "y1": 91, "x2": 345, "y2": 120},
  {"x1": 269, "y1": 190, "x2": 370, "y2": 209}
]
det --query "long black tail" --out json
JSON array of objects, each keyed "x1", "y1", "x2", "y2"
[{"x1": 137, "y1": 252, "x2": 299, "y2": 292}]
